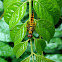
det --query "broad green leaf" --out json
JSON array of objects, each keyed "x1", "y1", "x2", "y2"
[
  {"x1": 0, "y1": 1, "x2": 3, "y2": 12},
  {"x1": 35, "y1": 19, "x2": 55, "y2": 42},
  {"x1": 4, "y1": 2, "x2": 27, "y2": 29},
  {"x1": 35, "y1": 39, "x2": 46, "y2": 54},
  {"x1": 45, "y1": 54, "x2": 62, "y2": 62},
  {"x1": 12, "y1": 21, "x2": 27, "y2": 45},
  {"x1": 4, "y1": 0, "x2": 20, "y2": 10},
  {"x1": 0, "y1": 20, "x2": 11, "y2": 42},
  {"x1": 0, "y1": 42, "x2": 14, "y2": 56},
  {"x1": 0, "y1": 58, "x2": 7, "y2": 62},
  {"x1": 34, "y1": 0, "x2": 60, "y2": 25},
  {"x1": 21, "y1": 56, "x2": 30, "y2": 62},
  {"x1": 40, "y1": 0, "x2": 60, "y2": 25},
  {"x1": 13, "y1": 40, "x2": 28, "y2": 58},
  {"x1": 10, "y1": 23, "x2": 23, "y2": 42},
  {"x1": 34, "y1": 54, "x2": 55, "y2": 62},
  {"x1": 33, "y1": 1, "x2": 53, "y2": 24}
]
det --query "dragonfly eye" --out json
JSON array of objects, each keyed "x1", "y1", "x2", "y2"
[{"x1": 28, "y1": 34, "x2": 32, "y2": 38}]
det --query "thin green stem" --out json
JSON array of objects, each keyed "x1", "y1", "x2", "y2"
[
  {"x1": 29, "y1": 0, "x2": 31, "y2": 21},
  {"x1": 30, "y1": 40, "x2": 34, "y2": 62},
  {"x1": 29, "y1": 0, "x2": 34, "y2": 61}
]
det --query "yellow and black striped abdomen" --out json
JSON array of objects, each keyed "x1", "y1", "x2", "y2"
[
  {"x1": 27, "y1": 10, "x2": 35, "y2": 38},
  {"x1": 29, "y1": 11, "x2": 34, "y2": 34},
  {"x1": 31, "y1": 11, "x2": 34, "y2": 23}
]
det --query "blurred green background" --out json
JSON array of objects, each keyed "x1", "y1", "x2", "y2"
[{"x1": 0, "y1": 0, "x2": 62, "y2": 62}]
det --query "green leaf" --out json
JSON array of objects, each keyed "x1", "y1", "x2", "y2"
[
  {"x1": 45, "y1": 43, "x2": 57, "y2": 50},
  {"x1": 45, "y1": 54, "x2": 62, "y2": 62},
  {"x1": 35, "y1": 19, "x2": 55, "y2": 42},
  {"x1": 13, "y1": 40, "x2": 28, "y2": 58},
  {"x1": 11, "y1": 21, "x2": 27, "y2": 45},
  {"x1": 4, "y1": 2, "x2": 27, "y2": 29},
  {"x1": 44, "y1": 43, "x2": 58, "y2": 53},
  {"x1": 54, "y1": 29, "x2": 62, "y2": 37},
  {"x1": 21, "y1": 56, "x2": 30, "y2": 62},
  {"x1": 0, "y1": 58, "x2": 7, "y2": 62},
  {"x1": 54, "y1": 24, "x2": 62, "y2": 37},
  {"x1": 0, "y1": 42, "x2": 14, "y2": 56},
  {"x1": 61, "y1": 7, "x2": 62, "y2": 16},
  {"x1": 35, "y1": 54, "x2": 55, "y2": 62},
  {"x1": 33, "y1": 31, "x2": 39, "y2": 38},
  {"x1": 34, "y1": 0, "x2": 60, "y2": 25},
  {"x1": 4, "y1": 0, "x2": 20, "y2": 10},
  {"x1": 57, "y1": 0, "x2": 62, "y2": 8},
  {"x1": 33, "y1": 1, "x2": 53, "y2": 24},
  {"x1": 0, "y1": 1, "x2": 3, "y2": 12},
  {"x1": 44, "y1": 38, "x2": 62, "y2": 53},
  {"x1": 50, "y1": 38, "x2": 62, "y2": 45},
  {"x1": 21, "y1": 0, "x2": 27, "y2": 2},
  {"x1": 0, "y1": 20, "x2": 11, "y2": 42},
  {"x1": 26, "y1": 42, "x2": 36, "y2": 53},
  {"x1": 10, "y1": 23, "x2": 23, "y2": 42},
  {"x1": 35, "y1": 39, "x2": 46, "y2": 54}
]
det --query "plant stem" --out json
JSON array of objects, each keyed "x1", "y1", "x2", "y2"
[
  {"x1": 29, "y1": 0, "x2": 34, "y2": 61},
  {"x1": 29, "y1": 0, "x2": 31, "y2": 21},
  {"x1": 30, "y1": 39, "x2": 34, "y2": 62}
]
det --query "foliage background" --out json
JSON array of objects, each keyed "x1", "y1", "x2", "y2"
[{"x1": 0, "y1": 0, "x2": 62, "y2": 62}]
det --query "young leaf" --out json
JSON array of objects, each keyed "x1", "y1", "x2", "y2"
[
  {"x1": 35, "y1": 39, "x2": 46, "y2": 54},
  {"x1": 13, "y1": 40, "x2": 28, "y2": 58},
  {"x1": 4, "y1": 2, "x2": 27, "y2": 29},
  {"x1": 21, "y1": 56, "x2": 30, "y2": 62},
  {"x1": 35, "y1": 19, "x2": 55, "y2": 42},
  {"x1": 34, "y1": 0, "x2": 60, "y2": 25},
  {"x1": 34, "y1": 54, "x2": 55, "y2": 62},
  {"x1": 0, "y1": 58, "x2": 7, "y2": 62},
  {"x1": 4, "y1": 0, "x2": 20, "y2": 10},
  {"x1": 13, "y1": 21, "x2": 27, "y2": 45},
  {"x1": 0, "y1": 42, "x2": 14, "y2": 56}
]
